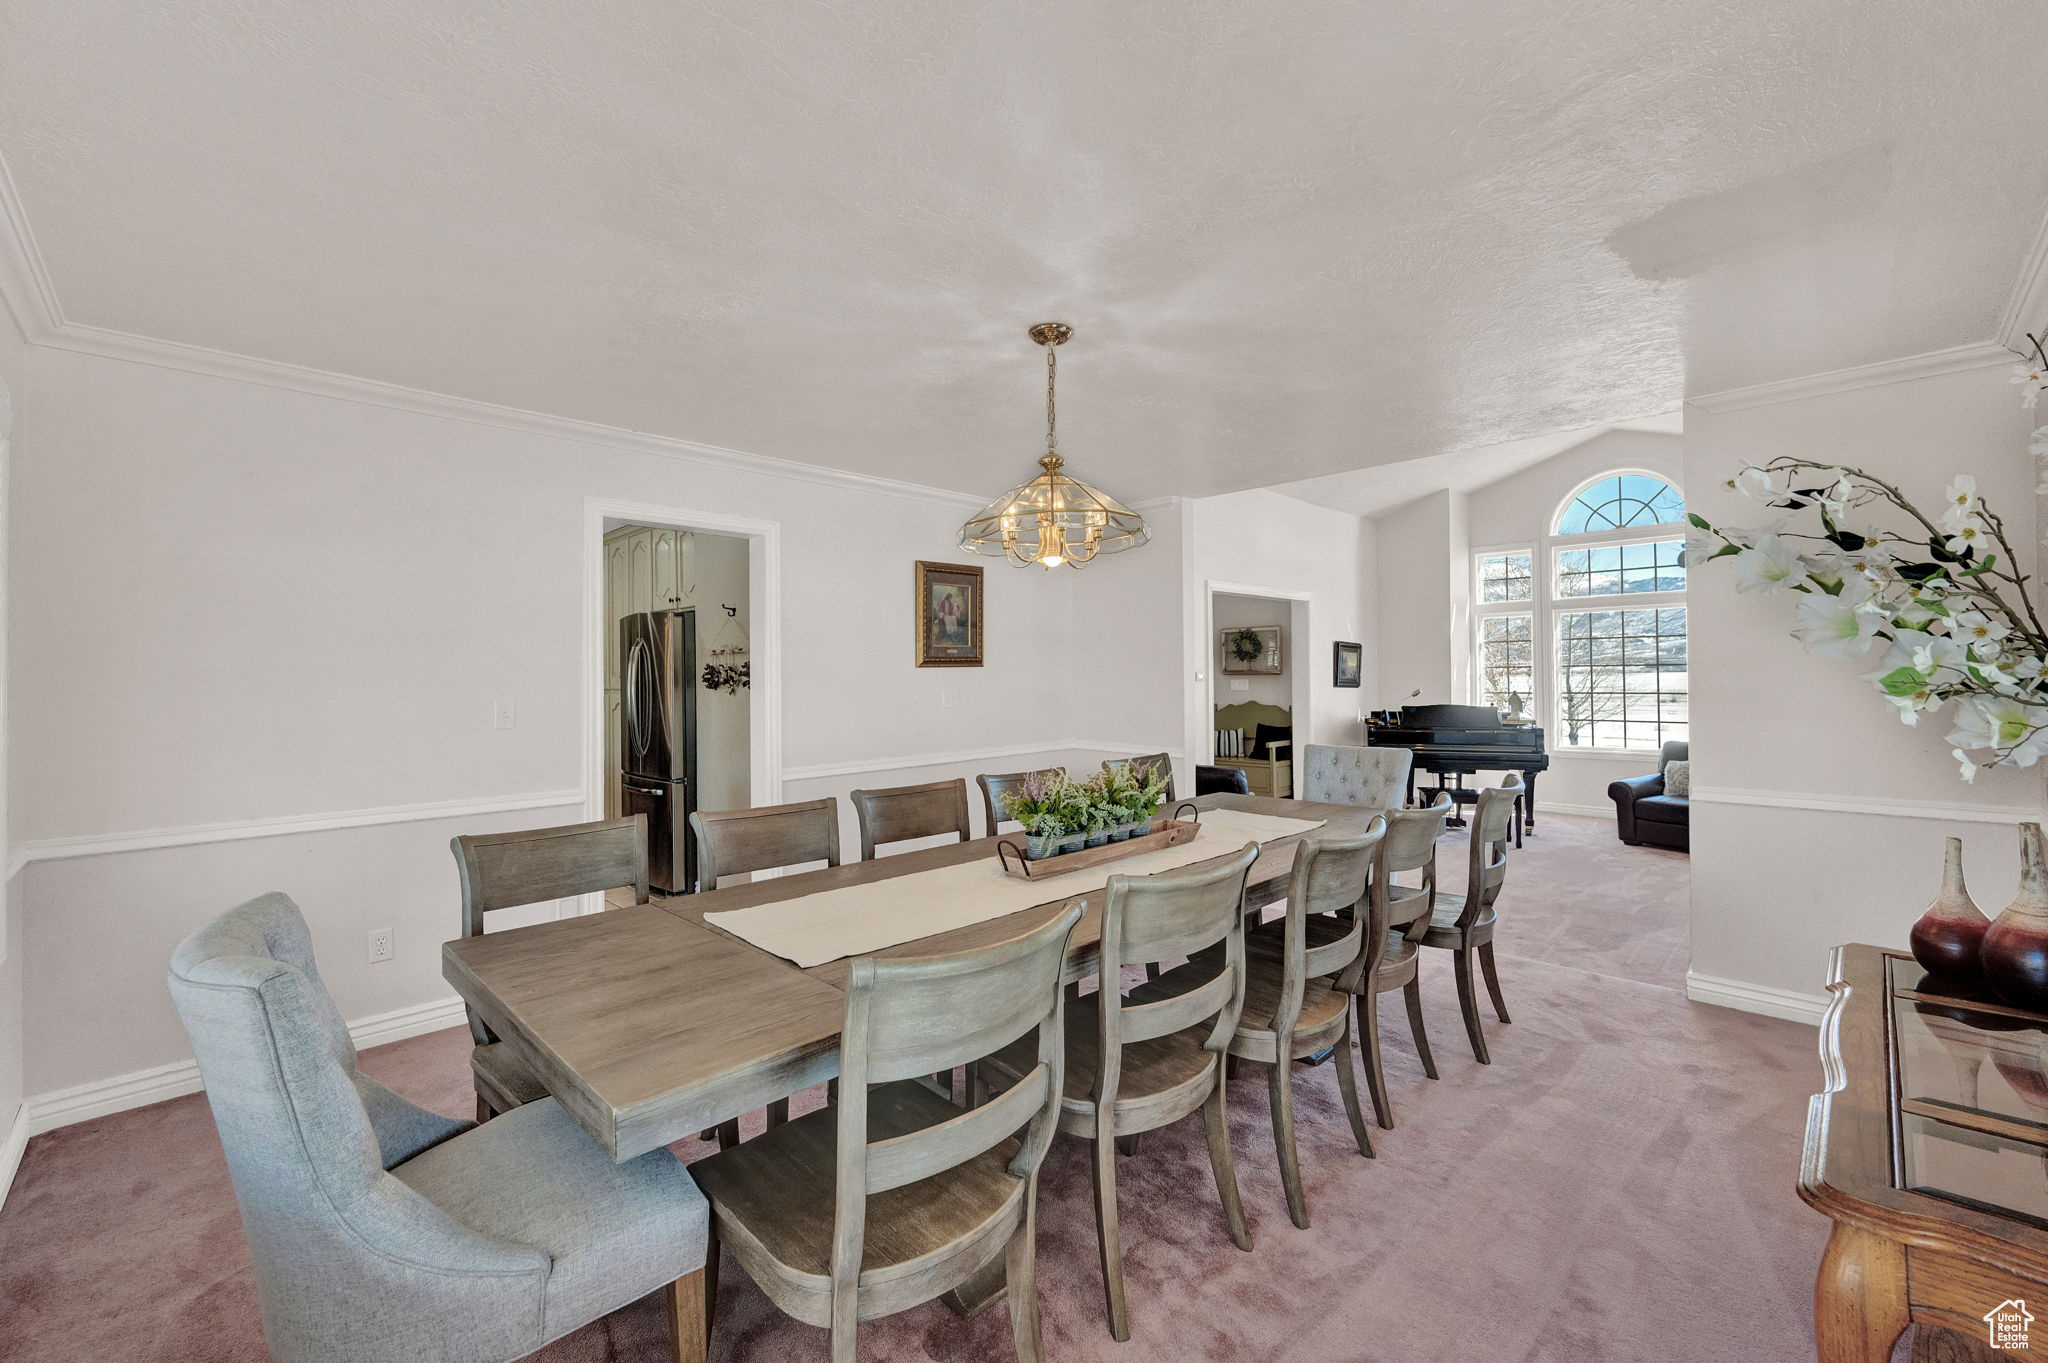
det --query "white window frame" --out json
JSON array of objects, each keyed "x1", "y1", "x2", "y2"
[
  {"x1": 1471, "y1": 544, "x2": 1538, "y2": 719},
  {"x1": 1469, "y1": 470, "x2": 1688, "y2": 757}
]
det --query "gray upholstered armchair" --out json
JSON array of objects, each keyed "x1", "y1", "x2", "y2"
[
  {"x1": 1608, "y1": 740, "x2": 1689, "y2": 851},
  {"x1": 166, "y1": 892, "x2": 710, "y2": 1363},
  {"x1": 1300, "y1": 743, "x2": 1414, "y2": 809}
]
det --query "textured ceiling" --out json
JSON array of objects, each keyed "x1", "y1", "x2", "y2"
[{"x1": 2, "y1": 1, "x2": 2045, "y2": 498}]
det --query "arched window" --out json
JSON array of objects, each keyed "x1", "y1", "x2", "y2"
[
  {"x1": 1472, "y1": 469, "x2": 1688, "y2": 752},
  {"x1": 1554, "y1": 473, "x2": 1684, "y2": 536}
]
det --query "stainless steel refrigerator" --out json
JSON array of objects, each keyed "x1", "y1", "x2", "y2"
[{"x1": 619, "y1": 609, "x2": 699, "y2": 894}]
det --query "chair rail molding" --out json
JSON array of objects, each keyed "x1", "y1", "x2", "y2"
[
  {"x1": 1690, "y1": 784, "x2": 2046, "y2": 825},
  {"x1": 783, "y1": 739, "x2": 1183, "y2": 784},
  {"x1": 8, "y1": 788, "x2": 585, "y2": 870}
]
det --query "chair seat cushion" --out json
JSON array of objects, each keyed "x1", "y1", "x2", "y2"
[
  {"x1": 471, "y1": 1041, "x2": 551, "y2": 1110},
  {"x1": 393, "y1": 1098, "x2": 707, "y2": 1343},
  {"x1": 1634, "y1": 794, "x2": 1690, "y2": 824},
  {"x1": 689, "y1": 1081, "x2": 1024, "y2": 1289}
]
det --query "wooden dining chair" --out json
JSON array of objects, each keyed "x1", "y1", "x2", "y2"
[
  {"x1": 689, "y1": 797, "x2": 842, "y2": 1136},
  {"x1": 450, "y1": 815, "x2": 649, "y2": 1123},
  {"x1": 1417, "y1": 775, "x2": 1521, "y2": 1064},
  {"x1": 975, "y1": 767, "x2": 1064, "y2": 838},
  {"x1": 1100, "y1": 752, "x2": 1174, "y2": 802},
  {"x1": 1350, "y1": 793, "x2": 1453, "y2": 1127},
  {"x1": 688, "y1": 903, "x2": 1084, "y2": 1363},
  {"x1": 977, "y1": 843, "x2": 1261, "y2": 1342},
  {"x1": 1182, "y1": 823, "x2": 1385, "y2": 1228},
  {"x1": 689, "y1": 797, "x2": 841, "y2": 892},
  {"x1": 849, "y1": 778, "x2": 972, "y2": 860}
]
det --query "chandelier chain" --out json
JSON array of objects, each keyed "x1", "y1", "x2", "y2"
[{"x1": 1045, "y1": 345, "x2": 1057, "y2": 456}]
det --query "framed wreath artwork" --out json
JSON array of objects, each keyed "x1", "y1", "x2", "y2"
[
  {"x1": 914, "y1": 560, "x2": 984, "y2": 667},
  {"x1": 1219, "y1": 625, "x2": 1283, "y2": 675}
]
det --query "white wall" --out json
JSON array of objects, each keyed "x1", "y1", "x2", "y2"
[
  {"x1": 1370, "y1": 489, "x2": 1466, "y2": 708},
  {"x1": 1686, "y1": 362, "x2": 2047, "y2": 1013},
  {"x1": 0, "y1": 297, "x2": 22, "y2": 1180},
  {"x1": 1186, "y1": 489, "x2": 1371, "y2": 758},
  {"x1": 9, "y1": 341, "x2": 1149, "y2": 1102}
]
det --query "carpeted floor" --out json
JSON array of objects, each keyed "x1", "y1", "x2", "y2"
[{"x1": 0, "y1": 814, "x2": 1832, "y2": 1362}]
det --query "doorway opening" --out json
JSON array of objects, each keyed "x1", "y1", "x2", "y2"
[
  {"x1": 584, "y1": 498, "x2": 780, "y2": 900},
  {"x1": 1204, "y1": 583, "x2": 1311, "y2": 798}
]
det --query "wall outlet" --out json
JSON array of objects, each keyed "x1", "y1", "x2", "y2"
[
  {"x1": 367, "y1": 927, "x2": 394, "y2": 964},
  {"x1": 493, "y1": 696, "x2": 516, "y2": 729},
  {"x1": 1230, "y1": 679, "x2": 1251, "y2": 692}
]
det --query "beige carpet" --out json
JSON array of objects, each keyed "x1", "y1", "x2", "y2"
[{"x1": 0, "y1": 813, "x2": 1833, "y2": 1361}]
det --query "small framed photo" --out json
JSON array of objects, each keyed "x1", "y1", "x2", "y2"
[
  {"x1": 1220, "y1": 625, "x2": 1284, "y2": 675},
  {"x1": 1333, "y1": 640, "x2": 1363, "y2": 688},
  {"x1": 915, "y1": 561, "x2": 984, "y2": 667}
]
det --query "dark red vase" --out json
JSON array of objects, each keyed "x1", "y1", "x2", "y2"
[
  {"x1": 1982, "y1": 823, "x2": 2048, "y2": 1013},
  {"x1": 1909, "y1": 836, "x2": 1989, "y2": 983}
]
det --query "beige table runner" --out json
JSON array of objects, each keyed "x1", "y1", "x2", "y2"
[{"x1": 704, "y1": 807, "x2": 1327, "y2": 969}]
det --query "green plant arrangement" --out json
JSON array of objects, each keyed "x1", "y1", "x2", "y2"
[
  {"x1": 1001, "y1": 766, "x2": 1171, "y2": 860},
  {"x1": 1687, "y1": 337, "x2": 2048, "y2": 783}
]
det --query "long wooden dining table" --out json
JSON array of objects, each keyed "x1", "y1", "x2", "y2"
[{"x1": 441, "y1": 792, "x2": 1381, "y2": 1164}]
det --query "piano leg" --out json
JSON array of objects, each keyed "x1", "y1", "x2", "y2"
[
  {"x1": 1445, "y1": 773, "x2": 1468, "y2": 829},
  {"x1": 1522, "y1": 769, "x2": 1538, "y2": 836}
]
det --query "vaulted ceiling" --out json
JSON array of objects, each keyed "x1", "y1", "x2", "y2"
[{"x1": 2, "y1": 1, "x2": 2044, "y2": 498}]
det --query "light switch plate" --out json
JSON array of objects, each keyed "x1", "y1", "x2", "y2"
[
  {"x1": 493, "y1": 696, "x2": 516, "y2": 729},
  {"x1": 1230, "y1": 679, "x2": 1251, "y2": 692},
  {"x1": 941, "y1": 689, "x2": 960, "y2": 709}
]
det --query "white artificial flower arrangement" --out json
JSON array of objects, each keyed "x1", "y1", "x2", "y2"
[{"x1": 1689, "y1": 337, "x2": 2048, "y2": 783}]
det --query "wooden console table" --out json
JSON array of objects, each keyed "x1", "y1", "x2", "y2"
[{"x1": 1803, "y1": 945, "x2": 2048, "y2": 1360}]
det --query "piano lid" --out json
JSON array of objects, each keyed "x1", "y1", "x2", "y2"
[{"x1": 1398, "y1": 703, "x2": 1506, "y2": 729}]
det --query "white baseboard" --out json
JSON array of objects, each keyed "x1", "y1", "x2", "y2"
[
  {"x1": 22, "y1": 996, "x2": 467, "y2": 1138},
  {"x1": 1685, "y1": 970, "x2": 1827, "y2": 1026},
  {"x1": 1532, "y1": 801, "x2": 1610, "y2": 819},
  {"x1": 0, "y1": 1100, "x2": 27, "y2": 1212}
]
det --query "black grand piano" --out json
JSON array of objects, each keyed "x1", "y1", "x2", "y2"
[{"x1": 1365, "y1": 703, "x2": 1548, "y2": 838}]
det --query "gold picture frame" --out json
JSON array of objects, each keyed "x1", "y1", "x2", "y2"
[{"x1": 915, "y1": 560, "x2": 984, "y2": 667}]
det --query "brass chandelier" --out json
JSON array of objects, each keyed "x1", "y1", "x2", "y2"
[{"x1": 957, "y1": 323, "x2": 1149, "y2": 570}]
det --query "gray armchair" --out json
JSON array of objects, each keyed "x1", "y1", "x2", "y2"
[
  {"x1": 1300, "y1": 743, "x2": 1414, "y2": 809},
  {"x1": 1608, "y1": 740, "x2": 1689, "y2": 851},
  {"x1": 166, "y1": 892, "x2": 710, "y2": 1363}
]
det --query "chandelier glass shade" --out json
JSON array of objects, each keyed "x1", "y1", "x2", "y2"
[{"x1": 957, "y1": 323, "x2": 1149, "y2": 570}]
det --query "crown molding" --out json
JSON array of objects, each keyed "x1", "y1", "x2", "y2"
[
  {"x1": 1997, "y1": 198, "x2": 2048, "y2": 355},
  {"x1": 36, "y1": 322, "x2": 990, "y2": 511},
  {"x1": 0, "y1": 153, "x2": 59, "y2": 342},
  {"x1": 1686, "y1": 341, "x2": 2017, "y2": 413}
]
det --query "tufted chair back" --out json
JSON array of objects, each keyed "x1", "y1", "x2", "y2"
[{"x1": 1301, "y1": 743, "x2": 1413, "y2": 809}]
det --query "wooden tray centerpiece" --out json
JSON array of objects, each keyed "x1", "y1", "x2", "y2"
[{"x1": 996, "y1": 802, "x2": 1202, "y2": 881}]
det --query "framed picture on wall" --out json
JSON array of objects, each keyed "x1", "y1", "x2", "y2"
[
  {"x1": 914, "y1": 560, "x2": 984, "y2": 667},
  {"x1": 1220, "y1": 625, "x2": 1283, "y2": 675},
  {"x1": 1333, "y1": 640, "x2": 1363, "y2": 688}
]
